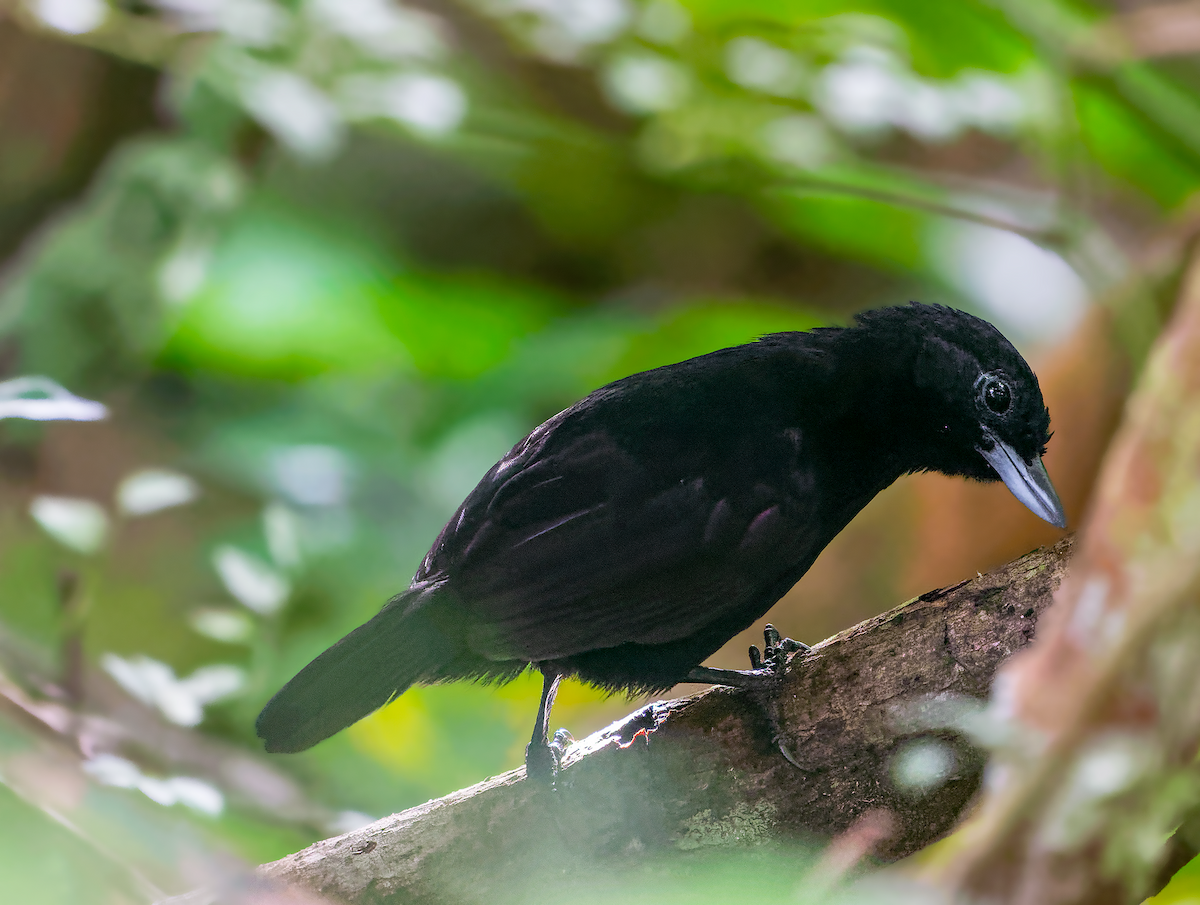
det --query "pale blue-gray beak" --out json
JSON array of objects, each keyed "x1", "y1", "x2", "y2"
[{"x1": 977, "y1": 428, "x2": 1067, "y2": 529}]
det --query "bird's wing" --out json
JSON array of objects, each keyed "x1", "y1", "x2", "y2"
[{"x1": 422, "y1": 424, "x2": 819, "y2": 663}]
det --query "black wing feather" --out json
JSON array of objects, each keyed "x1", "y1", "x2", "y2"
[{"x1": 419, "y1": 414, "x2": 819, "y2": 663}]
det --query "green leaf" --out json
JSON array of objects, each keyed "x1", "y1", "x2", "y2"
[{"x1": 1074, "y1": 82, "x2": 1200, "y2": 210}]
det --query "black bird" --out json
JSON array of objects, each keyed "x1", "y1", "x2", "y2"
[{"x1": 256, "y1": 303, "x2": 1065, "y2": 779}]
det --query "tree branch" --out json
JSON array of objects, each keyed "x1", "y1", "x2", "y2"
[{"x1": 246, "y1": 536, "x2": 1075, "y2": 905}]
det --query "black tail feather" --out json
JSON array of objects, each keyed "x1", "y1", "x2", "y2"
[{"x1": 256, "y1": 589, "x2": 446, "y2": 753}]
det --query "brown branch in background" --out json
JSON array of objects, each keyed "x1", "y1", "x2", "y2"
[
  {"x1": 57, "y1": 569, "x2": 84, "y2": 705},
  {"x1": 797, "y1": 809, "x2": 896, "y2": 904},
  {"x1": 244, "y1": 537, "x2": 1074, "y2": 905},
  {"x1": 928, "y1": 251, "x2": 1200, "y2": 903},
  {"x1": 1104, "y1": 1, "x2": 1200, "y2": 60}
]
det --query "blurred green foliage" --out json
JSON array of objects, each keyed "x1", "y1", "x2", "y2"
[{"x1": 1, "y1": 0, "x2": 1199, "y2": 900}]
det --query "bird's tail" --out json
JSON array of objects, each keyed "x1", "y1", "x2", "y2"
[{"x1": 255, "y1": 587, "x2": 447, "y2": 754}]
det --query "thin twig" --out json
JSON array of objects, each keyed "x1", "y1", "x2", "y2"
[{"x1": 771, "y1": 178, "x2": 1067, "y2": 247}]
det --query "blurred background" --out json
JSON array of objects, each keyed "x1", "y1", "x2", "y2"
[{"x1": 0, "y1": 0, "x2": 1195, "y2": 900}]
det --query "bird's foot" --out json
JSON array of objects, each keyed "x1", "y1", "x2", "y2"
[
  {"x1": 551, "y1": 727, "x2": 574, "y2": 762},
  {"x1": 748, "y1": 624, "x2": 809, "y2": 675},
  {"x1": 684, "y1": 625, "x2": 809, "y2": 770},
  {"x1": 684, "y1": 625, "x2": 809, "y2": 689},
  {"x1": 525, "y1": 728, "x2": 574, "y2": 785},
  {"x1": 749, "y1": 625, "x2": 808, "y2": 768}
]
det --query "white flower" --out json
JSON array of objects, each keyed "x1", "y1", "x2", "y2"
[
  {"x1": 116, "y1": 469, "x2": 200, "y2": 517},
  {"x1": 307, "y1": 0, "x2": 445, "y2": 60},
  {"x1": 339, "y1": 73, "x2": 467, "y2": 136},
  {"x1": 213, "y1": 546, "x2": 290, "y2": 614},
  {"x1": 190, "y1": 608, "x2": 256, "y2": 644},
  {"x1": 84, "y1": 754, "x2": 225, "y2": 815},
  {"x1": 263, "y1": 503, "x2": 303, "y2": 569},
  {"x1": 30, "y1": 496, "x2": 109, "y2": 555},
  {"x1": 101, "y1": 654, "x2": 246, "y2": 727},
  {"x1": 725, "y1": 37, "x2": 806, "y2": 96},
  {"x1": 602, "y1": 53, "x2": 690, "y2": 114},
  {"x1": 269, "y1": 445, "x2": 351, "y2": 507},
  {"x1": 34, "y1": 0, "x2": 106, "y2": 34},
  {"x1": 0, "y1": 376, "x2": 106, "y2": 422},
  {"x1": 243, "y1": 70, "x2": 343, "y2": 160}
]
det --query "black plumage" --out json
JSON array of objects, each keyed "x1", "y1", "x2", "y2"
[{"x1": 256, "y1": 303, "x2": 1065, "y2": 778}]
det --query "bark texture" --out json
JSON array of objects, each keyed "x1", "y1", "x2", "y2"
[{"x1": 257, "y1": 536, "x2": 1074, "y2": 905}]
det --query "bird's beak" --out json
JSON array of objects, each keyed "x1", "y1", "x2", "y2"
[{"x1": 977, "y1": 428, "x2": 1067, "y2": 529}]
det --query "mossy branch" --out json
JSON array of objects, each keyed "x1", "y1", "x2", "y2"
[{"x1": 238, "y1": 536, "x2": 1075, "y2": 905}]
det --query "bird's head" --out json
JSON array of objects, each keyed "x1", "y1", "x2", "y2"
[{"x1": 858, "y1": 303, "x2": 1066, "y2": 529}]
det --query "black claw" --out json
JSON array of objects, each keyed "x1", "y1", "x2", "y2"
[
  {"x1": 745, "y1": 625, "x2": 809, "y2": 677},
  {"x1": 748, "y1": 645, "x2": 763, "y2": 670},
  {"x1": 763, "y1": 624, "x2": 782, "y2": 651},
  {"x1": 551, "y1": 727, "x2": 574, "y2": 756},
  {"x1": 526, "y1": 728, "x2": 575, "y2": 785},
  {"x1": 775, "y1": 733, "x2": 803, "y2": 769}
]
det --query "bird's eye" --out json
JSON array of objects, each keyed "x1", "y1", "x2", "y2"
[{"x1": 979, "y1": 375, "x2": 1012, "y2": 414}]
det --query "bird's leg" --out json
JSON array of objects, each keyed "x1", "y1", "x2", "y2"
[
  {"x1": 684, "y1": 625, "x2": 809, "y2": 770},
  {"x1": 525, "y1": 667, "x2": 571, "y2": 784},
  {"x1": 684, "y1": 624, "x2": 809, "y2": 687}
]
